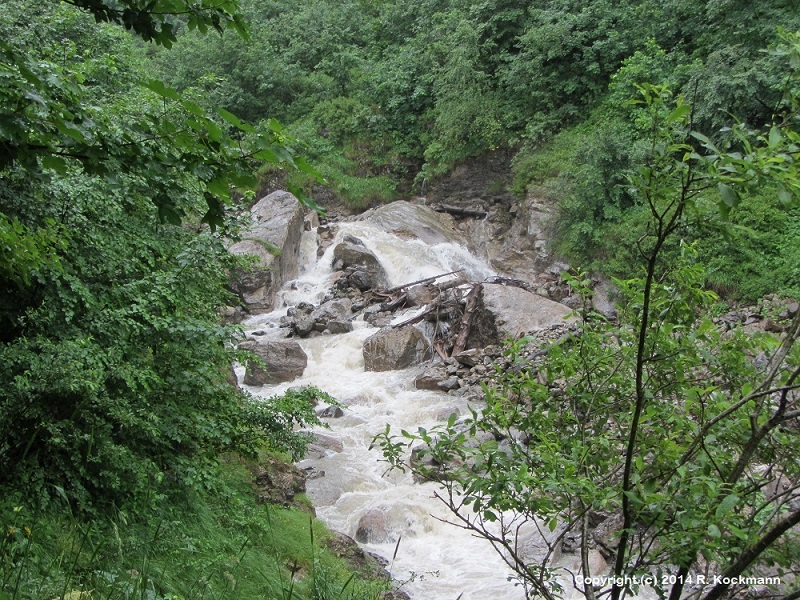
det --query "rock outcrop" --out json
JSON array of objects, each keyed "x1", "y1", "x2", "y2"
[
  {"x1": 467, "y1": 283, "x2": 574, "y2": 348},
  {"x1": 363, "y1": 326, "x2": 431, "y2": 371},
  {"x1": 287, "y1": 298, "x2": 354, "y2": 337},
  {"x1": 362, "y1": 201, "x2": 467, "y2": 246},
  {"x1": 255, "y1": 455, "x2": 309, "y2": 510},
  {"x1": 240, "y1": 339, "x2": 308, "y2": 385},
  {"x1": 230, "y1": 191, "x2": 306, "y2": 314},
  {"x1": 333, "y1": 236, "x2": 389, "y2": 290}
]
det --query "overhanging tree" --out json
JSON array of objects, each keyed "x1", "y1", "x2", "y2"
[{"x1": 0, "y1": 0, "x2": 322, "y2": 510}]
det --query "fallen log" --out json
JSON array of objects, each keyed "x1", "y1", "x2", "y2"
[
  {"x1": 433, "y1": 204, "x2": 488, "y2": 219},
  {"x1": 484, "y1": 275, "x2": 538, "y2": 294},
  {"x1": 380, "y1": 293, "x2": 408, "y2": 312},
  {"x1": 433, "y1": 340, "x2": 448, "y2": 361},
  {"x1": 382, "y1": 270, "x2": 463, "y2": 294},
  {"x1": 434, "y1": 278, "x2": 467, "y2": 293},
  {"x1": 452, "y1": 283, "x2": 483, "y2": 355},
  {"x1": 391, "y1": 299, "x2": 460, "y2": 329}
]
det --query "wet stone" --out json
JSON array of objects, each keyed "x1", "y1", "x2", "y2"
[{"x1": 318, "y1": 405, "x2": 345, "y2": 418}]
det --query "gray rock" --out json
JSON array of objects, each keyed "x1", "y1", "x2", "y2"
[
  {"x1": 307, "y1": 432, "x2": 344, "y2": 459},
  {"x1": 437, "y1": 376, "x2": 461, "y2": 391},
  {"x1": 292, "y1": 303, "x2": 316, "y2": 337},
  {"x1": 348, "y1": 270, "x2": 373, "y2": 291},
  {"x1": 364, "y1": 311, "x2": 392, "y2": 328},
  {"x1": 454, "y1": 348, "x2": 481, "y2": 366},
  {"x1": 219, "y1": 305, "x2": 245, "y2": 324},
  {"x1": 333, "y1": 239, "x2": 388, "y2": 290},
  {"x1": 363, "y1": 201, "x2": 467, "y2": 246},
  {"x1": 240, "y1": 340, "x2": 308, "y2": 385},
  {"x1": 414, "y1": 369, "x2": 448, "y2": 390},
  {"x1": 327, "y1": 320, "x2": 354, "y2": 334},
  {"x1": 318, "y1": 405, "x2": 345, "y2": 418},
  {"x1": 363, "y1": 326, "x2": 432, "y2": 371},
  {"x1": 592, "y1": 513, "x2": 624, "y2": 560},
  {"x1": 255, "y1": 456, "x2": 307, "y2": 509},
  {"x1": 468, "y1": 283, "x2": 574, "y2": 348},
  {"x1": 513, "y1": 519, "x2": 566, "y2": 565},
  {"x1": 230, "y1": 191, "x2": 306, "y2": 313},
  {"x1": 591, "y1": 276, "x2": 618, "y2": 318},
  {"x1": 312, "y1": 298, "x2": 352, "y2": 325},
  {"x1": 407, "y1": 284, "x2": 436, "y2": 307},
  {"x1": 324, "y1": 532, "x2": 410, "y2": 596},
  {"x1": 355, "y1": 509, "x2": 391, "y2": 544}
]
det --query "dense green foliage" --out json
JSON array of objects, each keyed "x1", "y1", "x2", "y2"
[
  {"x1": 151, "y1": 0, "x2": 800, "y2": 296},
  {"x1": 378, "y1": 76, "x2": 800, "y2": 599},
  {"x1": 0, "y1": 0, "x2": 320, "y2": 512},
  {"x1": 0, "y1": 2, "x2": 384, "y2": 598},
  {"x1": 154, "y1": 0, "x2": 800, "y2": 170}
]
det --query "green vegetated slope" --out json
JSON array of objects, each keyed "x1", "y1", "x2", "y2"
[
  {"x1": 0, "y1": 1, "x2": 386, "y2": 598},
  {"x1": 157, "y1": 0, "x2": 800, "y2": 299},
  {"x1": 2, "y1": 1, "x2": 800, "y2": 599}
]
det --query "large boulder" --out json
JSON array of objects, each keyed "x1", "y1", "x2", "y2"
[
  {"x1": 333, "y1": 237, "x2": 388, "y2": 290},
  {"x1": 230, "y1": 191, "x2": 306, "y2": 314},
  {"x1": 240, "y1": 339, "x2": 308, "y2": 385},
  {"x1": 363, "y1": 326, "x2": 431, "y2": 371},
  {"x1": 512, "y1": 519, "x2": 567, "y2": 565},
  {"x1": 290, "y1": 302, "x2": 316, "y2": 337},
  {"x1": 311, "y1": 298, "x2": 353, "y2": 331},
  {"x1": 362, "y1": 201, "x2": 467, "y2": 246},
  {"x1": 467, "y1": 283, "x2": 574, "y2": 348}
]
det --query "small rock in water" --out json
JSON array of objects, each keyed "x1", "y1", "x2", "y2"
[
  {"x1": 327, "y1": 319, "x2": 353, "y2": 334},
  {"x1": 318, "y1": 405, "x2": 345, "y2": 418},
  {"x1": 355, "y1": 508, "x2": 391, "y2": 544}
]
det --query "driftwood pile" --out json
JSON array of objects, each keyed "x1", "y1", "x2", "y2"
[{"x1": 349, "y1": 270, "x2": 547, "y2": 360}]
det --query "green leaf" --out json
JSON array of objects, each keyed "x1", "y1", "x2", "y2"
[
  {"x1": 142, "y1": 79, "x2": 180, "y2": 100},
  {"x1": 777, "y1": 185, "x2": 794, "y2": 207},
  {"x1": 715, "y1": 494, "x2": 739, "y2": 519},
  {"x1": 668, "y1": 104, "x2": 691, "y2": 122},
  {"x1": 205, "y1": 177, "x2": 230, "y2": 200},
  {"x1": 41, "y1": 155, "x2": 68, "y2": 174},
  {"x1": 229, "y1": 172, "x2": 258, "y2": 190},
  {"x1": 181, "y1": 100, "x2": 205, "y2": 117},
  {"x1": 157, "y1": 201, "x2": 183, "y2": 225},
  {"x1": 691, "y1": 131, "x2": 714, "y2": 149},
  {"x1": 295, "y1": 156, "x2": 326, "y2": 183},
  {"x1": 707, "y1": 523, "x2": 721, "y2": 539},
  {"x1": 718, "y1": 183, "x2": 740, "y2": 208},
  {"x1": 287, "y1": 184, "x2": 325, "y2": 217},
  {"x1": 218, "y1": 108, "x2": 255, "y2": 133},
  {"x1": 769, "y1": 125, "x2": 782, "y2": 147}
]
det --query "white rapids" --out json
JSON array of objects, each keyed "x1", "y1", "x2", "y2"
[{"x1": 238, "y1": 219, "x2": 644, "y2": 600}]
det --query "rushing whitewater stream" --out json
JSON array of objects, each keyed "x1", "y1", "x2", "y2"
[{"x1": 236, "y1": 215, "x2": 627, "y2": 599}]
